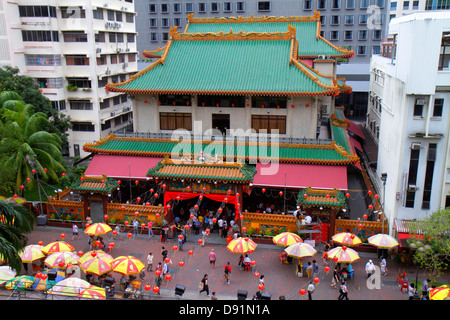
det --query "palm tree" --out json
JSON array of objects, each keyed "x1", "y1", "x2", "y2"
[
  {"x1": 0, "y1": 200, "x2": 35, "y2": 273},
  {"x1": 0, "y1": 91, "x2": 65, "y2": 191}
]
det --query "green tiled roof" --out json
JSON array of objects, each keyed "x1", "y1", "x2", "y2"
[
  {"x1": 71, "y1": 176, "x2": 119, "y2": 194},
  {"x1": 187, "y1": 21, "x2": 348, "y2": 58},
  {"x1": 297, "y1": 188, "x2": 347, "y2": 209},
  {"x1": 331, "y1": 107, "x2": 352, "y2": 155},
  {"x1": 83, "y1": 135, "x2": 359, "y2": 165},
  {"x1": 106, "y1": 28, "x2": 339, "y2": 96}
]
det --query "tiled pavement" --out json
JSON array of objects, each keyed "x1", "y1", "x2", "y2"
[{"x1": 14, "y1": 225, "x2": 450, "y2": 301}]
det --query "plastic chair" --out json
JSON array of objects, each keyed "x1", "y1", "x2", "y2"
[
  {"x1": 244, "y1": 262, "x2": 251, "y2": 271},
  {"x1": 400, "y1": 280, "x2": 409, "y2": 293},
  {"x1": 306, "y1": 268, "x2": 312, "y2": 279},
  {"x1": 347, "y1": 270, "x2": 354, "y2": 280}
]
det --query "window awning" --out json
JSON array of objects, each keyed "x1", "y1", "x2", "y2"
[
  {"x1": 84, "y1": 154, "x2": 163, "y2": 179},
  {"x1": 347, "y1": 120, "x2": 365, "y2": 140},
  {"x1": 252, "y1": 163, "x2": 348, "y2": 190}
]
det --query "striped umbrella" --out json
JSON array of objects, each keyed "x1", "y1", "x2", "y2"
[
  {"x1": 20, "y1": 245, "x2": 45, "y2": 263},
  {"x1": 80, "y1": 256, "x2": 113, "y2": 276},
  {"x1": 44, "y1": 251, "x2": 79, "y2": 269},
  {"x1": 32, "y1": 269, "x2": 65, "y2": 291},
  {"x1": 273, "y1": 232, "x2": 303, "y2": 247},
  {"x1": 78, "y1": 285, "x2": 106, "y2": 300},
  {"x1": 6, "y1": 196, "x2": 27, "y2": 205},
  {"x1": 85, "y1": 223, "x2": 112, "y2": 236},
  {"x1": 332, "y1": 232, "x2": 362, "y2": 246},
  {"x1": 284, "y1": 242, "x2": 317, "y2": 258},
  {"x1": 49, "y1": 277, "x2": 91, "y2": 296},
  {"x1": 0, "y1": 266, "x2": 17, "y2": 285},
  {"x1": 430, "y1": 285, "x2": 450, "y2": 300},
  {"x1": 79, "y1": 250, "x2": 113, "y2": 265},
  {"x1": 42, "y1": 241, "x2": 75, "y2": 255},
  {"x1": 227, "y1": 237, "x2": 257, "y2": 254},
  {"x1": 5, "y1": 275, "x2": 34, "y2": 290},
  {"x1": 367, "y1": 234, "x2": 399, "y2": 249},
  {"x1": 111, "y1": 256, "x2": 145, "y2": 275},
  {"x1": 327, "y1": 246, "x2": 360, "y2": 263}
]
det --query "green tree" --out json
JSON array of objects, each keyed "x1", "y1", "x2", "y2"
[
  {"x1": 0, "y1": 200, "x2": 35, "y2": 273},
  {"x1": 0, "y1": 91, "x2": 65, "y2": 192},
  {"x1": 0, "y1": 66, "x2": 70, "y2": 150},
  {"x1": 408, "y1": 208, "x2": 450, "y2": 282}
]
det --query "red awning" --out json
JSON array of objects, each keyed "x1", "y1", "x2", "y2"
[
  {"x1": 347, "y1": 121, "x2": 365, "y2": 140},
  {"x1": 84, "y1": 155, "x2": 163, "y2": 179},
  {"x1": 253, "y1": 163, "x2": 348, "y2": 190}
]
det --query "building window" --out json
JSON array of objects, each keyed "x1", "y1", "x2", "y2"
[
  {"x1": 51, "y1": 100, "x2": 66, "y2": 112},
  {"x1": 185, "y1": 3, "x2": 194, "y2": 12},
  {"x1": 403, "y1": 1, "x2": 410, "y2": 9},
  {"x1": 95, "y1": 32, "x2": 105, "y2": 43},
  {"x1": 251, "y1": 115, "x2": 286, "y2": 134},
  {"x1": 330, "y1": 30, "x2": 339, "y2": 40},
  {"x1": 173, "y1": 3, "x2": 181, "y2": 13},
  {"x1": 149, "y1": 19, "x2": 158, "y2": 28},
  {"x1": 93, "y1": 9, "x2": 104, "y2": 20},
  {"x1": 332, "y1": 0, "x2": 341, "y2": 9},
  {"x1": 412, "y1": 0, "x2": 419, "y2": 9},
  {"x1": 358, "y1": 30, "x2": 368, "y2": 40},
  {"x1": 149, "y1": 4, "x2": 157, "y2": 13},
  {"x1": 127, "y1": 34, "x2": 135, "y2": 43},
  {"x1": 426, "y1": 0, "x2": 450, "y2": 9},
  {"x1": 405, "y1": 148, "x2": 420, "y2": 208},
  {"x1": 161, "y1": 18, "x2": 170, "y2": 28},
  {"x1": 160, "y1": 113, "x2": 192, "y2": 131},
  {"x1": 159, "y1": 94, "x2": 192, "y2": 106},
  {"x1": 101, "y1": 120, "x2": 111, "y2": 131},
  {"x1": 258, "y1": 1, "x2": 271, "y2": 11},
  {"x1": 150, "y1": 33, "x2": 158, "y2": 42},
  {"x1": 68, "y1": 78, "x2": 91, "y2": 89},
  {"x1": 211, "y1": 2, "x2": 219, "y2": 12},
  {"x1": 236, "y1": 2, "x2": 246, "y2": 11},
  {"x1": 174, "y1": 18, "x2": 182, "y2": 27},
  {"x1": 360, "y1": 0, "x2": 370, "y2": 8},
  {"x1": 438, "y1": 32, "x2": 450, "y2": 70},
  {"x1": 373, "y1": 30, "x2": 382, "y2": 40},
  {"x1": 22, "y1": 30, "x2": 59, "y2": 42},
  {"x1": 199, "y1": 3, "x2": 207, "y2": 12},
  {"x1": 357, "y1": 46, "x2": 366, "y2": 55},
  {"x1": 198, "y1": 95, "x2": 246, "y2": 108},
  {"x1": 117, "y1": 33, "x2": 124, "y2": 43},
  {"x1": 96, "y1": 55, "x2": 107, "y2": 65},
  {"x1": 63, "y1": 31, "x2": 87, "y2": 42},
  {"x1": 359, "y1": 14, "x2": 368, "y2": 24},
  {"x1": 318, "y1": 0, "x2": 327, "y2": 9},
  {"x1": 98, "y1": 77, "x2": 108, "y2": 88},
  {"x1": 390, "y1": 1, "x2": 397, "y2": 9},
  {"x1": 72, "y1": 122, "x2": 95, "y2": 132},
  {"x1": 69, "y1": 100, "x2": 92, "y2": 110},
  {"x1": 344, "y1": 30, "x2": 353, "y2": 40},
  {"x1": 251, "y1": 96, "x2": 287, "y2": 109},
  {"x1": 331, "y1": 15, "x2": 340, "y2": 25},
  {"x1": 372, "y1": 45, "x2": 381, "y2": 54},
  {"x1": 413, "y1": 100, "x2": 425, "y2": 117},
  {"x1": 345, "y1": 15, "x2": 354, "y2": 25},
  {"x1": 36, "y1": 77, "x2": 63, "y2": 89},
  {"x1": 304, "y1": 0, "x2": 313, "y2": 10},
  {"x1": 224, "y1": 2, "x2": 232, "y2": 12},
  {"x1": 422, "y1": 144, "x2": 436, "y2": 209},
  {"x1": 60, "y1": 7, "x2": 85, "y2": 18},
  {"x1": 375, "y1": 0, "x2": 385, "y2": 7},
  {"x1": 346, "y1": 0, "x2": 355, "y2": 8},
  {"x1": 161, "y1": 4, "x2": 169, "y2": 13},
  {"x1": 25, "y1": 54, "x2": 61, "y2": 66},
  {"x1": 162, "y1": 33, "x2": 169, "y2": 42},
  {"x1": 126, "y1": 13, "x2": 134, "y2": 23},
  {"x1": 116, "y1": 12, "x2": 122, "y2": 22},
  {"x1": 65, "y1": 55, "x2": 89, "y2": 66},
  {"x1": 320, "y1": 16, "x2": 326, "y2": 25},
  {"x1": 107, "y1": 10, "x2": 115, "y2": 21},
  {"x1": 433, "y1": 99, "x2": 444, "y2": 118},
  {"x1": 19, "y1": 6, "x2": 57, "y2": 18}
]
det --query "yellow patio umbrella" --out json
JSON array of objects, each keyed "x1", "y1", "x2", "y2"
[
  {"x1": 78, "y1": 250, "x2": 113, "y2": 265},
  {"x1": 430, "y1": 285, "x2": 450, "y2": 300},
  {"x1": 227, "y1": 237, "x2": 257, "y2": 254},
  {"x1": 273, "y1": 232, "x2": 303, "y2": 247},
  {"x1": 0, "y1": 266, "x2": 17, "y2": 285},
  {"x1": 85, "y1": 223, "x2": 112, "y2": 236},
  {"x1": 5, "y1": 275, "x2": 34, "y2": 290},
  {"x1": 284, "y1": 242, "x2": 317, "y2": 258},
  {"x1": 20, "y1": 245, "x2": 46, "y2": 263},
  {"x1": 44, "y1": 251, "x2": 80, "y2": 269},
  {"x1": 80, "y1": 256, "x2": 113, "y2": 276},
  {"x1": 6, "y1": 195, "x2": 27, "y2": 205},
  {"x1": 367, "y1": 234, "x2": 399, "y2": 249},
  {"x1": 332, "y1": 232, "x2": 362, "y2": 246},
  {"x1": 111, "y1": 256, "x2": 145, "y2": 275},
  {"x1": 42, "y1": 241, "x2": 75, "y2": 255},
  {"x1": 78, "y1": 285, "x2": 106, "y2": 300},
  {"x1": 48, "y1": 277, "x2": 91, "y2": 296},
  {"x1": 327, "y1": 246, "x2": 360, "y2": 263}
]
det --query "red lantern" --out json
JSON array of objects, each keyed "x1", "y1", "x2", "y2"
[
  {"x1": 20, "y1": 185, "x2": 24, "y2": 190},
  {"x1": 165, "y1": 274, "x2": 172, "y2": 281},
  {"x1": 342, "y1": 246, "x2": 347, "y2": 251},
  {"x1": 333, "y1": 257, "x2": 339, "y2": 262},
  {"x1": 326, "y1": 194, "x2": 330, "y2": 198},
  {"x1": 32, "y1": 169, "x2": 36, "y2": 174},
  {"x1": 38, "y1": 241, "x2": 44, "y2": 246},
  {"x1": 156, "y1": 213, "x2": 160, "y2": 218},
  {"x1": 134, "y1": 211, "x2": 139, "y2": 216},
  {"x1": 165, "y1": 257, "x2": 170, "y2": 263},
  {"x1": 350, "y1": 234, "x2": 355, "y2": 239},
  {"x1": 324, "y1": 266, "x2": 330, "y2": 273},
  {"x1": 199, "y1": 195, "x2": 203, "y2": 200},
  {"x1": 240, "y1": 215, "x2": 244, "y2": 220},
  {"x1": 250, "y1": 261, "x2": 256, "y2": 266},
  {"x1": 303, "y1": 193, "x2": 308, "y2": 198},
  {"x1": 85, "y1": 223, "x2": 90, "y2": 228},
  {"x1": 137, "y1": 197, "x2": 141, "y2": 202},
  {"x1": 173, "y1": 245, "x2": 178, "y2": 251},
  {"x1": 60, "y1": 233, "x2": 66, "y2": 239},
  {"x1": 124, "y1": 221, "x2": 129, "y2": 226},
  {"x1": 262, "y1": 188, "x2": 266, "y2": 193},
  {"x1": 242, "y1": 227, "x2": 247, "y2": 232},
  {"x1": 41, "y1": 274, "x2": 47, "y2": 280},
  {"x1": 36, "y1": 272, "x2": 42, "y2": 279},
  {"x1": 121, "y1": 206, "x2": 125, "y2": 210},
  {"x1": 135, "y1": 180, "x2": 139, "y2": 185},
  {"x1": 212, "y1": 218, "x2": 217, "y2": 223},
  {"x1": 194, "y1": 204, "x2": 198, "y2": 210},
  {"x1": 179, "y1": 261, "x2": 185, "y2": 267},
  {"x1": 13, "y1": 194, "x2": 18, "y2": 198},
  {"x1": 358, "y1": 223, "x2": 363, "y2": 229},
  {"x1": 188, "y1": 250, "x2": 194, "y2": 256},
  {"x1": 346, "y1": 193, "x2": 350, "y2": 198},
  {"x1": 178, "y1": 234, "x2": 184, "y2": 240},
  {"x1": 150, "y1": 189, "x2": 154, "y2": 193},
  {"x1": 91, "y1": 251, "x2": 97, "y2": 258},
  {"x1": 279, "y1": 191, "x2": 283, "y2": 196},
  {"x1": 117, "y1": 180, "x2": 121, "y2": 185},
  {"x1": 205, "y1": 229, "x2": 210, "y2": 234},
  {"x1": 218, "y1": 208, "x2": 222, "y2": 213},
  {"x1": 184, "y1": 225, "x2": 189, "y2": 230},
  {"x1": 176, "y1": 195, "x2": 181, "y2": 200},
  {"x1": 153, "y1": 286, "x2": 160, "y2": 294},
  {"x1": 144, "y1": 100, "x2": 147, "y2": 104},
  {"x1": 43, "y1": 168, "x2": 47, "y2": 172},
  {"x1": 155, "y1": 270, "x2": 161, "y2": 276},
  {"x1": 363, "y1": 214, "x2": 368, "y2": 220},
  {"x1": 58, "y1": 262, "x2": 65, "y2": 268},
  {"x1": 299, "y1": 289, "x2": 306, "y2": 296},
  {"x1": 313, "y1": 277, "x2": 320, "y2": 284},
  {"x1": 368, "y1": 190, "x2": 372, "y2": 195},
  {"x1": 291, "y1": 105, "x2": 295, "y2": 109},
  {"x1": 258, "y1": 284, "x2": 264, "y2": 290},
  {"x1": 77, "y1": 250, "x2": 84, "y2": 257},
  {"x1": 154, "y1": 193, "x2": 159, "y2": 198},
  {"x1": 127, "y1": 233, "x2": 132, "y2": 238},
  {"x1": 375, "y1": 194, "x2": 380, "y2": 199},
  {"x1": 104, "y1": 215, "x2": 109, "y2": 220},
  {"x1": 368, "y1": 205, "x2": 373, "y2": 210},
  {"x1": 198, "y1": 239, "x2": 203, "y2": 245},
  {"x1": 26, "y1": 178, "x2": 31, "y2": 182},
  {"x1": 166, "y1": 204, "x2": 171, "y2": 209},
  {"x1": 144, "y1": 284, "x2": 151, "y2": 292},
  {"x1": 109, "y1": 242, "x2": 115, "y2": 248},
  {"x1": 254, "y1": 272, "x2": 260, "y2": 278},
  {"x1": 141, "y1": 223, "x2": 146, "y2": 229}
]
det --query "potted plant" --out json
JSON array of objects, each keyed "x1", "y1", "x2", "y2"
[{"x1": 66, "y1": 84, "x2": 78, "y2": 91}]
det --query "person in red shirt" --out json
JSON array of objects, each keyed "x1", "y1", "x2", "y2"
[{"x1": 209, "y1": 249, "x2": 216, "y2": 267}]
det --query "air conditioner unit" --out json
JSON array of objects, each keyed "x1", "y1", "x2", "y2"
[
  {"x1": 411, "y1": 142, "x2": 421, "y2": 150},
  {"x1": 96, "y1": 48, "x2": 102, "y2": 54},
  {"x1": 416, "y1": 99, "x2": 425, "y2": 105},
  {"x1": 104, "y1": 4, "x2": 109, "y2": 8},
  {"x1": 318, "y1": 55, "x2": 326, "y2": 60},
  {"x1": 408, "y1": 185, "x2": 417, "y2": 192},
  {"x1": 122, "y1": 63, "x2": 128, "y2": 68},
  {"x1": 110, "y1": 111, "x2": 115, "y2": 117},
  {"x1": 105, "y1": 69, "x2": 112, "y2": 75},
  {"x1": 125, "y1": 48, "x2": 130, "y2": 52},
  {"x1": 117, "y1": 48, "x2": 124, "y2": 53}
]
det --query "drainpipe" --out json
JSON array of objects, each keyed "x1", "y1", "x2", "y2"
[{"x1": 424, "y1": 95, "x2": 433, "y2": 137}]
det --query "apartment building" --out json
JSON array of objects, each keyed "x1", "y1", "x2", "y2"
[
  {"x1": 367, "y1": 12, "x2": 450, "y2": 226},
  {"x1": 0, "y1": 0, "x2": 138, "y2": 158},
  {"x1": 135, "y1": 0, "x2": 387, "y2": 119}
]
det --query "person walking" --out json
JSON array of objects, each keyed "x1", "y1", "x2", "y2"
[
  {"x1": 312, "y1": 260, "x2": 319, "y2": 277},
  {"x1": 365, "y1": 260, "x2": 376, "y2": 279},
  {"x1": 421, "y1": 279, "x2": 430, "y2": 300},
  {"x1": 209, "y1": 249, "x2": 216, "y2": 267},
  {"x1": 148, "y1": 221, "x2": 154, "y2": 238},
  {"x1": 199, "y1": 274, "x2": 209, "y2": 296},
  {"x1": 161, "y1": 247, "x2": 168, "y2": 262},
  {"x1": 72, "y1": 223, "x2": 79, "y2": 240},
  {"x1": 380, "y1": 257, "x2": 388, "y2": 276},
  {"x1": 132, "y1": 219, "x2": 139, "y2": 236},
  {"x1": 146, "y1": 252, "x2": 153, "y2": 272},
  {"x1": 338, "y1": 281, "x2": 349, "y2": 300},
  {"x1": 178, "y1": 233, "x2": 185, "y2": 251},
  {"x1": 259, "y1": 275, "x2": 265, "y2": 293},
  {"x1": 307, "y1": 281, "x2": 315, "y2": 300},
  {"x1": 224, "y1": 262, "x2": 232, "y2": 284}
]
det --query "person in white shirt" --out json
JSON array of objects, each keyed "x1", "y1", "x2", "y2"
[
  {"x1": 365, "y1": 260, "x2": 376, "y2": 278},
  {"x1": 146, "y1": 252, "x2": 153, "y2": 272},
  {"x1": 304, "y1": 215, "x2": 312, "y2": 224}
]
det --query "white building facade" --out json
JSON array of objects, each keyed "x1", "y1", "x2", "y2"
[
  {"x1": 0, "y1": 0, "x2": 138, "y2": 158},
  {"x1": 368, "y1": 11, "x2": 450, "y2": 228}
]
